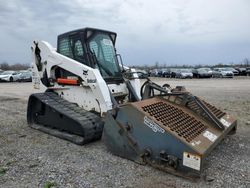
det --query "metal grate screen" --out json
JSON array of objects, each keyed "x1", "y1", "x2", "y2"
[{"x1": 142, "y1": 101, "x2": 207, "y2": 142}]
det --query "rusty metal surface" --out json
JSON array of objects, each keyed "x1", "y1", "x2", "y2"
[
  {"x1": 186, "y1": 99, "x2": 226, "y2": 119},
  {"x1": 104, "y1": 93, "x2": 237, "y2": 178},
  {"x1": 131, "y1": 96, "x2": 237, "y2": 155},
  {"x1": 141, "y1": 101, "x2": 207, "y2": 143},
  {"x1": 201, "y1": 100, "x2": 226, "y2": 119}
]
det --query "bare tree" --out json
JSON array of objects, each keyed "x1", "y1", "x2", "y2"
[
  {"x1": 243, "y1": 58, "x2": 249, "y2": 67},
  {"x1": 154, "y1": 61, "x2": 159, "y2": 69},
  {"x1": 0, "y1": 62, "x2": 30, "y2": 70},
  {"x1": 0, "y1": 62, "x2": 10, "y2": 70}
]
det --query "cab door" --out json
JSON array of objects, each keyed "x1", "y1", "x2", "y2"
[{"x1": 69, "y1": 34, "x2": 89, "y2": 67}]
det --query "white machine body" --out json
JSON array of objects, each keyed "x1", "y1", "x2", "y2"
[{"x1": 31, "y1": 41, "x2": 140, "y2": 116}]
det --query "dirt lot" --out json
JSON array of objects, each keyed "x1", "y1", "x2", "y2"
[{"x1": 0, "y1": 77, "x2": 250, "y2": 188}]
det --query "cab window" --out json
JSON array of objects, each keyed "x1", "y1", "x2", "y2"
[
  {"x1": 58, "y1": 38, "x2": 73, "y2": 58},
  {"x1": 73, "y1": 40, "x2": 87, "y2": 65},
  {"x1": 89, "y1": 34, "x2": 121, "y2": 79},
  {"x1": 74, "y1": 40, "x2": 84, "y2": 56}
]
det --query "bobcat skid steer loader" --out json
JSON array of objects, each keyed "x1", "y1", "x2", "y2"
[{"x1": 27, "y1": 27, "x2": 237, "y2": 178}]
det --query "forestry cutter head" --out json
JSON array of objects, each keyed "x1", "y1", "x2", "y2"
[{"x1": 103, "y1": 91, "x2": 237, "y2": 178}]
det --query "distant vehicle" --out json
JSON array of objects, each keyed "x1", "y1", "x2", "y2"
[
  {"x1": 162, "y1": 69, "x2": 171, "y2": 78},
  {"x1": 157, "y1": 69, "x2": 164, "y2": 77},
  {"x1": 157, "y1": 69, "x2": 163, "y2": 77},
  {"x1": 175, "y1": 69, "x2": 193, "y2": 79},
  {"x1": 157, "y1": 69, "x2": 170, "y2": 77},
  {"x1": 169, "y1": 68, "x2": 179, "y2": 78},
  {"x1": 193, "y1": 68, "x2": 212, "y2": 78},
  {"x1": 212, "y1": 68, "x2": 234, "y2": 78},
  {"x1": 17, "y1": 71, "x2": 32, "y2": 82},
  {"x1": 235, "y1": 67, "x2": 246, "y2": 76},
  {"x1": 0, "y1": 71, "x2": 20, "y2": 82},
  {"x1": 223, "y1": 67, "x2": 239, "y2": 76},
  {"x1": 150, "y1": 69, "x2": 158, "y2": 77},
  {"x1": 246, "y1": 67, "x2": 250, "y2": 76}
]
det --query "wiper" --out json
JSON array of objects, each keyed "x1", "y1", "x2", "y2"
[{"x1": 89, "y1": 49, "x2": 100, "y2": 68}]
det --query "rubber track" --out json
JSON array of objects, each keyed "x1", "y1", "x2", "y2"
[{"x1": 27, "y1": 92, "x2": 104, "y2": 145}]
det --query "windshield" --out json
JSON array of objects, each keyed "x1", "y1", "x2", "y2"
[
  {"x1": 181, "y1": 69, "x2": 192, "y2": 73},
  {"x1": 170, "y1": 69, "x2": 178, "y2": 73},
  {"x1": 199, "y1": 68, "x2": 211, "y2": 71},
  {"x1": 89, "y1": 34, "x2": 121, "y2": 79},
  {"x1": 197, "y1": 68, "x2": 207, "y2": 73},
  {"x1": 225, "y1": 68, "x2": 234, "y2": 71}
]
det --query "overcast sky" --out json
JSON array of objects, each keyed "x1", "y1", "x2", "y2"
[{"x1": 0, "y1": 0, "x2": 249, "y2": 66}]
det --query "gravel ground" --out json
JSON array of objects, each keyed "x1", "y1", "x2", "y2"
[{"x1": 0, "y1": 77, "x2": 250, "y2": 188}]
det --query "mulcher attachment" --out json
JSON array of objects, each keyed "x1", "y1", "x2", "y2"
[
  {"x1": 27, "y1": 92, "x2": 104, "y2": 145},
  {"x1": 103, "y1": 92, "x2": 237, "y2": 179}
]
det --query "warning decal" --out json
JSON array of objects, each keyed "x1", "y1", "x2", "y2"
[
  {"x1": 203, "y1": 130, "x2": 218, "y2": 142},
  {"x1": 183, "y1": 152, "x2": 201, "y2": 171},
  {"x1": 220, "y1": 118, "x2": 230, "y2": 127}
]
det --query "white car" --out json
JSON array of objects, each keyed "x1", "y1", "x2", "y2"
[
  {"x1": 0, "y1": 71, "x2": 20, "y2": 82},
  {"x1": 175, "y1": 69, "x2": 193, "y2": 79},
  {"x1": 17, "y1": 71, "x2": 32, "y2": 82},
  {"x1": 212, "y1": 68, "x2": 234, "y2": 78}
]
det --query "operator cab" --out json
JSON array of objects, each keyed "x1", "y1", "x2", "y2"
[{"x1": 57, "y1": 28, "x2": 123, "y2": 83}]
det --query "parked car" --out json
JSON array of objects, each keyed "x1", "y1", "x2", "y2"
[
  {"x1": 157, "y1": 69, "x2": 164, "y2": 77},
  {"x1": 212, "y1": 68, "x2": 234, "y2": 78},
  {"x1": 175, "y1": 69, "x2": 193, "y2": 79},
  {"x1": 169, "y1": 68, "x2": 179, "y2": 78},
  {"x1": 193, "y1": 68, "x2": 212, "y2": 78},
  {"x1": 157, "y1": 69, "x2": 171, "y2": 78},
  {"x1": 0, "y1": 71, "x2": 20, "y2": 82},
  {"x1": 235, "y1": 67, "x2": 247, "y2": 76},
  {"x1": 223, "y1": 67, "x2": 239, "y2": 76},
  {"x1": 246, "y1": 67, "x2": 250, "y2": 76},
  {"x1": 17, "y1": 71, "x2": 32, "y2": 82},
  {"x1": 150, "y1": 69, "x2": 158, "y2": 77},
  {"x1": 162, "y1": 69, "x2": 171, "y2": 78},
  {"x1": 154, "y1": 69, "x2": 171, "y2": 77}
]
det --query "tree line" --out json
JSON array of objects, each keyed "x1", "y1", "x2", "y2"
[
  {"x1": 131, "y1": 58, "x2": 250, "y2": 70},
  {"x1": 1, "y1": 57, "x2": 249, "y2": 71},
  {"x1": 0, "y1": 62, "x2": 31, "y2": 71}
]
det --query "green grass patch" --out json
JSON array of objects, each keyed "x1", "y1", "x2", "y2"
[
  {"x1": 0, "y1": 167, "x2": 7, "y2": 176},
  {"x1": 44, "y1": 181, "x2": 57, "y2": 188}
]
